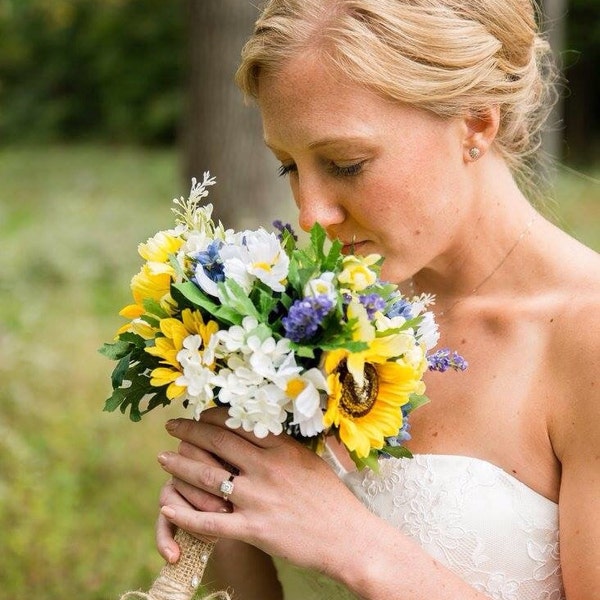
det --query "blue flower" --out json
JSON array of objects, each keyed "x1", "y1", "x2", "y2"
[
  {"x1": 193, "y1": 240, "x2": 225, "y2": 284},
  {"x1": 386, "y1": 297, "x2": 414, "y2": 320},
  {"x1": 427, "y1": 348, "x2": 468, "y2": 372},
  {"x1": 282, "y1": 295, "x2": 334, "y2": 342},
  {"x1": 359, "y1": 293, "x2": 386, "y2": 319}
]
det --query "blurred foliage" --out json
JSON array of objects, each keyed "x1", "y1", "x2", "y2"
[
  {"x1": 562, "y1": 0, "x2": 600, "y2": 163},
  {"x1": 0, "y1": 0, "x2": 599, "y2": 158},
  {"x1": 0, "y1": 0, "x2": 185, "y2": 144}
]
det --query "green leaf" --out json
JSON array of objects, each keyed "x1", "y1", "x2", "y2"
[
  {"x1": 323, "y1": 238, "x2": 343, "y2": 271},
  {"x1": 349, "y1": 449, "x2": 381, "y2": 472},
  {"x1": 111, "y1": 354, "x2": 132, "y2": 389},
  {"x1": 142, "y1": 297, "x2": 170, "y2": 319},
  {"x1": 286, "y1": 256, "x2": 302, "y2": 291},
  {"x1": 217, "y1": 279, "x2": 261, "y2": 321},
  {"x1": 294, "y1": 346, "x2": 316, "y2": 359},
  {"x1": 318, "y1": 340, "x2": 368, "y2": 352},
  {"x1": 382, "y1": 445, "x2": 413, "y2": 459},
  {"x1": 98, "y1": 340, "x2": 131, "y2": 360},
  {"x1": 405, "y1": 393, "x2": 430, "y2": 413},
  {"x1": 103, "y1": 388, "x2": 128, "y2": 413},
  {"x1": 173, "y1": 281, "x2": 218, "y2": 312},
  {"x1": 118, "y1": 332, "x2": 146, "y2": 347},
  {"x1": 309, "y1": 223, "x2": 327, "y2": 261},
  {"x1": 279, "y1": 227, "x2": 298, "y2": 255},
  {"x1": 140, "y1": 314, "x2": 161, "y2": 328},
  {"x1": 254, "y1": 285, "x2": 279, "y2": 319}
]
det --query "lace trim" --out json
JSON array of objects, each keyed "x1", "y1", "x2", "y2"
[{"x1": 276, "y1": 454, "x2": 564, "y2": 600}]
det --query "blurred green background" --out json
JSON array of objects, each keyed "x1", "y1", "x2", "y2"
[{"x1": 0, "y1": 1, "x2": 598, "y2": 599}]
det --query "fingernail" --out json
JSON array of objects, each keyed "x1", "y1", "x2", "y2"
[
  {"x1": 165, "y1": 549, "x2": 177, "y2": 564},
  {"x1": 165, "y1": 419, "x2": 178, "y2": 432},
  {"x1": 161, "y1": 506, "x2": 176, "y2": 519},
  {"x1": 157, "y1": 452, "x2": 169, "y2": 466}
]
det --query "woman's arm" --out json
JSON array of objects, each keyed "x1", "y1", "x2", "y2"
[
  {"x1": 549, "y1": 306, "x2": 600, "y2": 600},
  {"x1": 157, "y1": 411, "x2": 492, "y2": 600}
]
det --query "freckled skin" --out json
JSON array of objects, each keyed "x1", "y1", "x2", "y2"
[{"x1": 156, "y1": 49, "x2": 600, "y2": 600}]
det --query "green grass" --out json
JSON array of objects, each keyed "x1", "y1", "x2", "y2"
[{"x1": 0, "y1": 145, "x2": 597, "y2": 600}]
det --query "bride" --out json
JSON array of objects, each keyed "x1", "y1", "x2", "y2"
[{"x1": 154, "y1": 1, "x2": 600, "y2": 598}]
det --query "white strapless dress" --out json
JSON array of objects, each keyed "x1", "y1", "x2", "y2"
[{"x1": 274, "y1": 453, "x2": 564, "y2": 600}]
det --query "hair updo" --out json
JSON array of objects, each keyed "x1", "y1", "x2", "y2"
[{"x1": 236, "y1": 0, "x2": 557, "y2": 181}]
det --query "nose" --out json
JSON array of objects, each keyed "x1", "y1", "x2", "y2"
[{"x1": 293, "y1": 174, "x2": 345, "y2": 233}]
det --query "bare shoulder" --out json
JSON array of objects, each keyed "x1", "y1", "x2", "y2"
[
  {"x1": 546, "y1": 245, "x2": 600, "y2": 460},
  {"x1": 544, "y1": 242, "x2": 600, "y2": 598}
]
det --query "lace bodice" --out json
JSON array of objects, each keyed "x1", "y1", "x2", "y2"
[{"x1": 275, "y1": 453, "x2": 564, "y2": 600}]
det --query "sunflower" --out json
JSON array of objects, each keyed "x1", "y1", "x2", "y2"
[{"x1": 322, "y1": 300, "x2": 426, "y2": 458}]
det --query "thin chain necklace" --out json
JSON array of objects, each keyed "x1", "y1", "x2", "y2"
[{"x1": 410, "y1": 212, "x2": 537, "y2": 317}]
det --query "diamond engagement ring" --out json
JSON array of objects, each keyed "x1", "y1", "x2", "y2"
[{"x1": 219, "y1": 473, "x2": 235, "y2": 501}]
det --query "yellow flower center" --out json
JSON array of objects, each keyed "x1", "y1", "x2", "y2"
[
  {"x1": 253, "y1": 261, "x2": 272, "y2": 272},
  {"x1": 286, "y1": 378, "x2": 306, "y2": 399},
  {"x1": 336, "y1": 360, "x2": 379, "y2": 418}
]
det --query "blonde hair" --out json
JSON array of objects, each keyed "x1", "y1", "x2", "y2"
[{"x1": 236, "y1": 0, "x2": 557, "y2": 183}]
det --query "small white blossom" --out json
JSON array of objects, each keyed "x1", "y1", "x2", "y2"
[
  {"x1": 175, "y1": 335, "x2": 217, "y2": 418},
  {"x1": 304, "y1": 272, "x2": 337, "y2": 302},
  {"x1": 226, "y1": 383, "x2": 288, "y2": 438},
  {"x1": 215, "y1": 317, "x2": 260, "y2": 354},
  {"x1": 410, "y1": 293, "x2": 436, "y2": 316},
  {"x1": 285, "y1": 368, "x2": 328, "y2": 437},
  {"x1": 248, "y1": 337, "x2": 294, "y2": 380},
  {"x1": 416, "y1": 311, "x2": 440, "y2": 350}
]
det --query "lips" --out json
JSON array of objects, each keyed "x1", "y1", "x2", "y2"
[{"x1": 341, "y1": 240, "x2": 367, "y2": 255}]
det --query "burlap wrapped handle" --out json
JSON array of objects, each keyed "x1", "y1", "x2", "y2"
[{"x1": 120, "y1": 529, "x2": 232, "y2": 600}]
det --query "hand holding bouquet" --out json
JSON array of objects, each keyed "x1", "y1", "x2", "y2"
[{"x1": 101, "y1": 173, "x2": 465, "y2": 598}]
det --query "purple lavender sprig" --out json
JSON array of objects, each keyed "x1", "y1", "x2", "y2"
[
  {"x1": 272, "y1": 220, "x2": 298, "y2": 242},
  {"x1": 359, "y1": 293, "x2": 386, "y2": 319},
  {"x1": 282, "y1": 295, "x2": 334, "y2": 342},
  {"x1": 427, "y1": 348, "x2": 468, "y2": 372}
]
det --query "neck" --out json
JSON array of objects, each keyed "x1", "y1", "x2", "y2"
[{"x1": 411, "y1": 162, "x2": 539, "y2": 314}]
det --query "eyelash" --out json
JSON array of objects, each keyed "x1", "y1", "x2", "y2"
[
  {"x1": 277, "y1": 163, "x2": 297, "y2": 177},
  {"x1": 277, "y1": 162, "x2": 365, "y2": 178}
]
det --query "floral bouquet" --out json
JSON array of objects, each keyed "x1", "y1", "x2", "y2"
[{"x1": 101, "y1": 173, "x2": 466, "y2": 599}]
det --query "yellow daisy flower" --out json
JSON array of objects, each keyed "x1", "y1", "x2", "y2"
[
  {"x1": 145, "y1": 309, "x2": 218, "y2": 400},
  {"x1": 117, "y1": 263, "x2": 175, "y2": 334},
  {"x1": 138, "y1": 230, "x2": 183, "y2": 263}
]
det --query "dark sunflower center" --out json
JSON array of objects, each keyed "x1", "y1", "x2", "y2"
[{"x1": 337, "y1": 360, "x2": 379, "y2": 418}]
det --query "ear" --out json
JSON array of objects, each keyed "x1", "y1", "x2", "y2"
[{"x1": 462, "y1": 106, "x2": 500, "y2": 162}]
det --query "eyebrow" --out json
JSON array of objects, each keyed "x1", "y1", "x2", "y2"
[{"x1": 264, "y1": 135, "x2": 370, "y2": 152}]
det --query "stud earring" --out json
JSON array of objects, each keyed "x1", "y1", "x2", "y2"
[{"x1": 468, "y1": 147, "x2": 481, "y2": 160}]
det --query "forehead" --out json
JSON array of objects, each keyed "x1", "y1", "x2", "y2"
[{"x1": 257, "y1": 54, "x2": 403, "y2": 150}]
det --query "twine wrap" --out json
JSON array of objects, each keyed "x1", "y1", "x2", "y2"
[{"x1": 120, "y1": 529, "x2": 232, "y2": 600}]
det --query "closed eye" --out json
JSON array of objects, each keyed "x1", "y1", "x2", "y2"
[
  {"x1": 328, "y1": 162, "x2": 365, "y2": 177},
  {"x1": 277, "y1": 163, "x2": 297, "y2": 177}
]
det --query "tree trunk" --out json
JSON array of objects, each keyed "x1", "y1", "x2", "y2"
[
  {"x1": 540, "y1": 0, "x2": 567, "y2": 166},
  {"x1": 182, "y1": 0, "x2": 292, "y2": 230}
]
